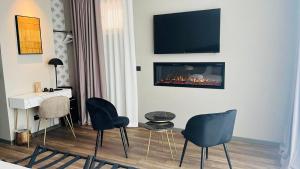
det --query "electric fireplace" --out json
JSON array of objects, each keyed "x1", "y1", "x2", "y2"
[{"x1": 154, "y1": 62, "x2": 225, "y2": 89}]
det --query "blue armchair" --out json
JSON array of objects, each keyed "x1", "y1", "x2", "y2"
[
  {"x1": 86, "y1": 98, "x2": 129, "y2": 158},
  {"x1": 179, "y1": 110, "x2": 237, "y2": 169}
]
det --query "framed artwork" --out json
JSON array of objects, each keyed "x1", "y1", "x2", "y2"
[{"x1": 15, "y1": 15, "x2": 43, "y2": 54}]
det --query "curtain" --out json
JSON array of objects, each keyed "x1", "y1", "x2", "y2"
[
  {"x1": 70, "y1": 0, "x2": 106, "y2": 124},
  {"x1": 280, "y1": 46, "x2": 300, "y2": 168},
  {"x1": 98, "y1": 0, "x2": 138, "y2": 127}
]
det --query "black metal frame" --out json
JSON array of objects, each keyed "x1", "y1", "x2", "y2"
[
  {"x1": 153, "y1": 62, "x2": 225, "y2": 89},
  {"x1": 94, "y1": 127, "x2": 129, "y2": 158},
  {"x1": 179, "y1": 140, "x2": 232, "y2": 169},
  {"x1": 14, "y1": 145, "x2": 136, "y2": 169},
  {"x1": 53, "y1": 29, "x2": 72, "y2": 34}
]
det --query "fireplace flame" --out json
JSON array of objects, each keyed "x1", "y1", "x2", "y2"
[{"x1": 160, "y1": 75, "x2": 221, "y2": 86}]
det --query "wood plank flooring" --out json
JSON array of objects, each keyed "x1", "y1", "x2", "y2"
[{"x1": 0, "y1": 126, "x2": 280, "y2": 169}]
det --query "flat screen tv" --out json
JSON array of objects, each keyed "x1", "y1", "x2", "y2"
[{"x1": 154, "y1": 9, "x2": 220, "y2": 54}]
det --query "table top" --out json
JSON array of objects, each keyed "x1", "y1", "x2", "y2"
[
  {"x1": 9, "y1": 89, "x2": 72, "y2": 109},
  {"x1": 144, "y1": 121, "x2": 174, "y2": 131},
  {"x1": 0, "y1": 161, "x2": 28, "y2": 169},
  {"x1": 145, "y1": 111, "x2": 175, "y2": 122}
]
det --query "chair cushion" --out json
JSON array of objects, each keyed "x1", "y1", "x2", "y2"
[{"x1": 113, "y1": 116, "x2": 129, "y2": 128}]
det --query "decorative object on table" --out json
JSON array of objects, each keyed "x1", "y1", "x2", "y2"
[
  {"x1": 37, "y1": 96, "x2": 76, "y2": 145},
  {"x1": 33, "y1": 82, "x2": 41, "y2": 93},
  {"x1": 48, "y1": 58, "x2": 63, "y2": 90},
  {"x1": 86, "y1": 98, "x2": 130, "y2": 158},
  {"x1": 43, "y1": 88, "x2": 49, "y2": 92},
  {"x1": 13, "y1": 145, "x2": 137, "y2": 169},
  {"x1": 49, "y1": 88, "x2": 54, "y2": 92},
  {"x1": 15, "y1": 15, "x2": 43, "y2": 54},
  {"x1": 144, "y1": 111, "x2": 177, "y2": 159},
  {"x1": 179, "y1": 110, "x2": 237, "y2": 169},
  {"x1": 15, "y1": 129, "x2": 31, "y2": 146}
]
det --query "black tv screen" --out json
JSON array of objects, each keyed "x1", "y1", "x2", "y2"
[{"x1": 154, "y1": 9, "x2": 220, "y2": 54}]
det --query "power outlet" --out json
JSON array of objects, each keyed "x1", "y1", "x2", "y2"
[{"x1": 34, "y1": 115, "x2": 39, "y2": 121}]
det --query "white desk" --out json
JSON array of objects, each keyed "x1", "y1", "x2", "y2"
[
  {"x1": 0, "y1": 161, "x2": 28, "y2": 169},
  {"x1": 9, "y1": 89, "x2": 72, "y2": 148}
]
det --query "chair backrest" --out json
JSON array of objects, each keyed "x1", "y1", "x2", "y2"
[
  {"x1": 86, "y1": 98, "x2": 115, "y2": 130},
  {"x1": 89, "y1": 97, "x2": 119, "y2": 118},
  {"x1": 183, "y1": 110, "x2": 237, "y2": 147},
  {"x1": 38, "y1": 96, "x2": 70, "y2": 119}
]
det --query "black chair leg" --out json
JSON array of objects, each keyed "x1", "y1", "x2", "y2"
[
  {"x1": 201, "y1": 147, "x2": 205, "y2": 169},
  {"x1": 223, "y1": 144, "x2": 232, "y2": 169},
  {"x1": 179, "y1": 139, "x2": 188, "y2": 167},
  {"x1": 119, "y1": 128, "x2": 128, "y2": 158},
  {"x1": 100, "y1": 130, "x2": 104, "y2": 147},
  {"x1": 94, "y1": 130, "x2": 100, "y2": 157},
  {"x1": 123, "y1": 127, "x2": 129, "y2": 147},
  {"x1": 206, "y1": 147, "x2": 208, "y2": 160}
]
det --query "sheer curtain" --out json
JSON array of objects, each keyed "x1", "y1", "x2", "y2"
[
  {"x1": 280, "y1": 45, "x2": 300, "y2": 168},
  {"x1": 96, "y1": 0, "x2": 138, "y2": 127}
]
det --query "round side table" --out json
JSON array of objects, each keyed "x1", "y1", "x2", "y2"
[{"x1": 144, "y1": 111, "x2": 177, "y2": 159}]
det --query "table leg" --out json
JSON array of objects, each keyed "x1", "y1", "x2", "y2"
[
  {"x1": 161, "y1": 132, "x2": 164, "y2": 152},
  {"x1": 26, "y1": 110, "x2": 29, "y2": 148},
  {"x1": 171, "y1": 130, "x2": 177, "y2": 154},
  {"x1": 14, "y1": 109, "x2": 18, "y2": 130},
  {"x1": 14, "y1": 109, "x2": 19, "y2": 146},
  {"x1": 166, "y1": 131, "x2": 174, "y2": 159},
  {"x1": 44, "y1": 119, "x2": 47, "y2": 146},
  {"x1": 146, "y1": 131, "x2": 152, "y2": 159},
  {"x1": 37, "y1": 119, "x2": 41, "y2": 133}
]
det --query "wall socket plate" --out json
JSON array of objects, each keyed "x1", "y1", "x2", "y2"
[{"x1": 34, "y1": 115, "x2": 39, "y2": 121}]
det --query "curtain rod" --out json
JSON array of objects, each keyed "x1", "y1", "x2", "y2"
[{"x1": 53, "y1": 30, "x2": 72, "y2": 33}]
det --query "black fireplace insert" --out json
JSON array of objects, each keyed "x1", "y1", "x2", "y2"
[{"x1": 154, "y1": 62, "x2": 225, "y2": 89}]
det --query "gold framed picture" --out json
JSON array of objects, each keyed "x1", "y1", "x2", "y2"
[{"x1": 15, "y1": 15, "x2": 43, "y2": 54}]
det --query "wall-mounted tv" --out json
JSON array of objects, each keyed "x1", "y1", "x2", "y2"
[{"x1": 154, "y1": 9, "x2": 220, "y2": 54}]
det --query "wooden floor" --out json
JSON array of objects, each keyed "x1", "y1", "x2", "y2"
[{"x1": 0, "y1": 126, "x2": 280, "y2": 169}]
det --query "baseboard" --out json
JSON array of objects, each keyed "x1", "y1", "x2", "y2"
[
  {"x1": 31, "y1": 124, "x2": 61, "y2": 137},
  {"x1": 138, "y1": 122, "x2": 279, "y2": 146},
  {"x1": 138, "y1": 122, "x2": 146, "y2": 128},
  {"x1": 0, "y1": 138, "x2": 14, "y2": 145},
  {"x1": 0, "y1": 124, "x2": 61, "y2": 145},
  {"x1": 232, "y1": 136, "x2": 279, "y2": 147}
]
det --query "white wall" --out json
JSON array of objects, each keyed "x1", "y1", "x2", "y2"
[
  {"x1": 133, "y1": 0, "x2": 299, "y2": 142},
  {"x1": 0, "y1": 0, "x2": 56, "y2": 141},
  {"x1": 0, "y1": 45, "x2": 10, "y2": 141}
]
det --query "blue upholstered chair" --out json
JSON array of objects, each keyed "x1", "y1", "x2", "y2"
[
  {"x1": 86, "y1": 98, "x2": 129, "y2": 158},
  {"x1": 179, "y1": 110, "x2": 237, "y2": 169}
]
